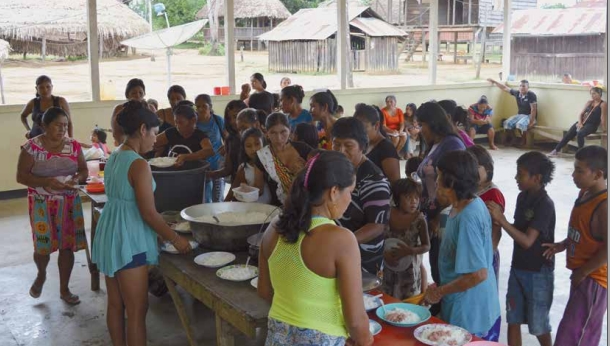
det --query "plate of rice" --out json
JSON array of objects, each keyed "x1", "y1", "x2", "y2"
[
  {"x1": 216, "y1": 265, "x2": 258, "y2": 282},
  {"x1": 414, "y1": 324, "x2": 472, "y2": 346},
  {"x1": 149, "y1": 157, "x2": 177, "y2": 168},
  {"x1": 194, "y1": 252, "x2": 236, "y2": 268},
  {"x1": 161, "y1": 241, "x2": 199, "y2": 254},
  {"x1": 171, "y1": 221, "x2": 191, "y2": 234},
  {"x1": 375, "y1": 303, "x2": 431, "y2": 327}
]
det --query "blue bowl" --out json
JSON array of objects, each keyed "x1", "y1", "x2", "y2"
[{"x1": 375, "y1": 303, "x2": 431, "y2": 327}]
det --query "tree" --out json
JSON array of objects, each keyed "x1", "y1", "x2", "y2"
[
  {"x1": 280, "y1": 0, "x2": 322, "y2": 14},
  {"x1": 128, "y1": 0, "x2": 205, "y2": 29},
  {"x1": 542, "y1": 3, "x2": 567, "y2": 9}
]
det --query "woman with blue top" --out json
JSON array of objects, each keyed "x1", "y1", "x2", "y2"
[
  {"x1": 93, "y1": 100, "x2": 191, "y2": 346},
  {"x1": 281, "y1": 85, "x2": 313, "y2": 130},
  {"x1": 424, "y1": 150, "x2": 501, "y2": 341},
  {"x1": 258, "y1": 150, "x2": 373, "y2": 346},
  {"x1": 194, "y1": 94, "x2": 226, "y2": 202}
]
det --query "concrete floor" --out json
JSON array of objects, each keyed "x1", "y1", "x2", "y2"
[{"x1": 0, "y1": 145, "x2": 606, "y2": 346}]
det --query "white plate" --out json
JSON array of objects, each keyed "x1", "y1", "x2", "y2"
[
  {"x1": 216, "y1": 265, "x2": 258, "y2": 282},
  {"x1": 194, "y1": 252, "x2": 236, "y2": 268},
  {"x1": 250, "y1": 277, "x2": 258, "y2": 289},
  {"x1": 414, "y1": 323, "x2": 472, "y2": 346},
  {"x1": 149, "y1": 157, "x2": 177, "y2": 168},
  {"x1": 161, "y1": 241, "x2": 199, "y2": 254},
  {"x1": 384, "y1": 238, "x2": 411, "y2": 271},
  {"x1": 171, "y1": 221, "x2": 191, "y2": 234}
]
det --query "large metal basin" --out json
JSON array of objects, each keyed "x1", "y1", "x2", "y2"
[{"x1": 181, "y1": 202, "x2": 280, "y2": 251}]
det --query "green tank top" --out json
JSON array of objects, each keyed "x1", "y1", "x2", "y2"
[{"x1": 268, "y1": 216, "x2": 347, "y2": 337}]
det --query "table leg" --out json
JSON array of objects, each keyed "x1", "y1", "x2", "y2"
[
  {"x1": 87, "y1": 205, "x2": 101, "y2": 291},
  {"x1": 216, "y1": 313, "x2": 236, "y2": 346},
  {"x1": 164, "y1": 275, "x2": 198, "y2": 346}
]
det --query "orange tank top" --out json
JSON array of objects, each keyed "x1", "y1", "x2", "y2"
[
  {"x1": 566, "y1": 190, "x2": 607, "y2": 288},
  {"x1": 382, "y1": 108, "x2": 404, "y2": 131}
]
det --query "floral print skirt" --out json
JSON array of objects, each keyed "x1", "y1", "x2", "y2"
[
  {"x1": 265, "y1": 318, "x2": 347, "y2": 346},
  {"x1": 28, "y1": 194, "x2": 87, "y2": 255}
]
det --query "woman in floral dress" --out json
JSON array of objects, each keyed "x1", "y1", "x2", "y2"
[{"x1": 17, "y1": 107, "x2": 88, "y2": 305}]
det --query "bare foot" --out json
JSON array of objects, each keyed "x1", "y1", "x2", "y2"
[{"x1": 490, "y1": 145, "x2": 498, "y2": 150}]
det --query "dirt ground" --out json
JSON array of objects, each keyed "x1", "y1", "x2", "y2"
[{"x1": 1, "y1": 49, "x2": 502, "y2": 107}]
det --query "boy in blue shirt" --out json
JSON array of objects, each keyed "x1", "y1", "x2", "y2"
[{"x1": 487, "y1": 151, "x2": 556, "y2": 346}]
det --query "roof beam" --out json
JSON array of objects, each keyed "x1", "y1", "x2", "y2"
[
  {"x1": 502, "y1": 0, "x2": 512, "y2": 81},
  {"x1": 87, "y1": 0, "x2": 100, "y2": 102},
  {"x1": 225, "y1": 0, "x2": 236, "y2": 95}
]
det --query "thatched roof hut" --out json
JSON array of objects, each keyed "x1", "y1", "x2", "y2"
[
  {"x1": 196, "y1": 0, "x2": 291, "y2": 20},
  {"x1": 0, "y1": 0, "x2": 149, "y2": 58},
  {"x1": 0, "y1": 39, "x2": 10, "y2": 62}
]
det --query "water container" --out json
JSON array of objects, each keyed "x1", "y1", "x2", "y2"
[
  {"x1": 151, "y1": 160, "x2": 210, "y2": 213},
  {"x1": 213, "y1": 87, "x2": 222, "y2": 95}
]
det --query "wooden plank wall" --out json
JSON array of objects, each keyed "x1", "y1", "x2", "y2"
[
  {"x1": 510, "y1": 35, "x2": 605, "y2": 81},
  {"x1": 268, "y1": 39, "x2": 337, "y2": 73},
  {"x1": 367, "y1": 37, "x2": 400, "y2": 72}
]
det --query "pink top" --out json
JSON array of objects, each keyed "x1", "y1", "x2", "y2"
[{"x1": 458, "y1": 129, "x2": 475, "y2": 147}]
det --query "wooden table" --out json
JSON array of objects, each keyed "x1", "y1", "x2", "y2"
[
  {"x1": 159, "y1": 249, "x2": 270, "y2": 346},
  {"x1": 79, "y1": 188, "x2": 107, "y2": 291},
  {"x1": 369, "y1": 291, "x2": 483, "y2": 345}
]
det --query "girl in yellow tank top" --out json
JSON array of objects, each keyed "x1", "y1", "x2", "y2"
[{"x1": 257, "y1": 151, "x2": 373, "y2": 346}]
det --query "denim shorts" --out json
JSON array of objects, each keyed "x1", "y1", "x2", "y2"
[
  {"x1": 506, "y1": 266, "x2": 554, "y2": 335},
  {"x1": 473, "y1": 123, "x2": 493, "y2": 134},
  {"x1": 119, "y1": 252, "x2": 147, "y2": 271}
]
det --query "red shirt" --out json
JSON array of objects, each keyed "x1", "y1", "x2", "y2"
[{"x1": 478, "y1": 185, "x2": 505, "y2": 211}]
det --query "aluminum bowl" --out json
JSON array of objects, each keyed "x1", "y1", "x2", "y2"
[{"x1": 181, "y1": 202, "x2": 280, "y2": 251}]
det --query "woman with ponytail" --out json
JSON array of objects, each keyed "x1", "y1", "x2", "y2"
[
  {"x1": 93, "y1": 100, "x2": 191, "y2": 346},
  {"x1": 258, "y1": 150, "x2": 373, "y2": 346},
  {"x1": 309, "y1": 90, "x2": 338, "y2": 149}
]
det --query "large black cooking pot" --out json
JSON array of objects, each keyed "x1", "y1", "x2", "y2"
[{"x1": 151, "y1": 160, "x2": 209, "y2": 213}]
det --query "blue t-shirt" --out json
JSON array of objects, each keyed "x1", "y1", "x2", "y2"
[
  {"x1": 439, "y1": 197, "x2": 500, "y2": 335},
  {"x1": 288, "y1": 109, "x2": 313, "y2": 130},
  {"x1": 196, "y1": 114, "x2": 224, "y2": 170}
]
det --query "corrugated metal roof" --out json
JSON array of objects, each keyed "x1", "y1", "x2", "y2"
[
  {"x1": 493, "y1": 8, "x2": 606, "y2": 36},
  {"x1": 258, "y1": 7, "x2": 405, "y2": 41},
  {"x1": 350, "y1": 17, "x2": 407, "y2": 37}
]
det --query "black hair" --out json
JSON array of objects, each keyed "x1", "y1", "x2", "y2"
[
  {"x1": 116, "y1": 100, "x2": 160, "y2": 136},
  {"x1": 416, "y1": 101, "x2": 460, "y2": 151},
  {"x1": 385, "y1": 95, "x2": 397, "y2": 103},
  {"x1": 575, "y1": 145, "x2": 607, "y2": 179},
  {"x1": 224, "y1": 100, "x2": 248, "y2": 136},
  {"x1": 251, "y1": 73, "x2": 267, "y2": 89},
  {"x1": 477, "y1": 95, "x2": 488, "y2": 104},
  {"x1": 294, "y1": 123, "x2": 319, "y2": 149},
  {"x1": 167, "y1": 85, "x2": 187, "y2": 100},
  {"x1": 35, "y1": 75, "x2": 52, "y2": 97},
  {"x1": 355, "y1": 103, "x2": 366, "y2": 110},
  {"x1": 237, "y1": 108, "x2": 260, "y2": 126},
  {"x1": 353, "y1": 104, "x2": 381, "y2": 125},
  {"x1": 336, "y1": 105, "x2": 344, "y2": 113},
  {"x1": 437, "y1": 150, "x2": 480, "y2": 201},
  {"x1": 249, "y1": 92, "x2": 274, "y2": 115},
  {"x1": 516, "y1": 151, "x2": 555, "y2": 187},
  {"x1": 240, "y1": 128, "x2": 265, "y2": 165},
  {"x1": 147, "y1": 98, "x2": 158, "y2": 109},
  {"x1": 272, "y1": 93, "x2": 280, "y2": 110},
  {"x1": 405, "y1": 103, "x2": 417, "y2": 116},
  {"x1": 277, "y1": 150, "x2": 355, "y2": 243},
  {"x1": 405, "y1": 156, "x2": 423, "y2": 176},
  {"x1": 466, "y1": 145, "x2": 494, "y2": 182},
  {"x1": 41, "y1": 107, "x2": 68, "y2": 127},
  {"x1": 265, "y1": 112, "x2": 290, "y2": 130},
  {"x1": 370, "y1": 105, "x2": 388, "y2": 137},
  {"x1": 256, "y1": 109, "x2": 268, "y2": 129},
  {"x1": 310, "y1": 90, "x2": 338, "y2": 114},
  {"x1": 93, "y1": 128, "x2": 108, "y2": 144},
  {"x1": 280, "y1": 77, "x2": 291, "y2": 85},
  {"x1": 331, "y1": 116, "x2": 369, "y2": 152},
  {"x1": 281, "y1": 85, "x2": 305, "y2": 104},
  {"x1": 195, "y1": 94, "x2": 213, "y2": 113},
  {"x1": 124, "y1": 78, "x2": 145, "y2": 99},
  {"x1": 437, "y1": 99, "x2": 469, "y2": 130},
  {"x1": 391, "y1": 178, "x2": 423, "y2": 207},
  {"x1": 591, "y1": 87, "x2": 604, "y2": 97},
  {"x1": 520, "y1": 80, "x2": 529, "y2": 86},
  {"x1": 173, "y1": 100, "x2": 197, "y2": 120}
]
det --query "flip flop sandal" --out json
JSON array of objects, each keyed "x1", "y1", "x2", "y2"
[
  {"x1": 60, "y1": 293, "x2": 81, "y2": 305},
  {"x1": 29, "y1": 277, "x2": 45, "y2": 299}
]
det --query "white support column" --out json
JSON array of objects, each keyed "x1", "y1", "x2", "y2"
[
  {"x1": 502, "y1": 0, "x2": 512, "y2": 81},
  {"x1": 604, "y1": 16, "x2": 608, "y2": 85},
  {"x1": 87, "y1": 0, "x2": 100, "y2": 102},
  {"x1": 337, "y1": 0, "x2": 348, "y2": 89},
  {"x1": 428, "y1": 0, "x2": 439, "y2": 84},
  {"x1": 225, "y1": 0, "x2": 236, "y2": 94}
]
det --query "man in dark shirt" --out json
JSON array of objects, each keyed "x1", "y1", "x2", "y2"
[
  {"x1": 488, "y1": 78, "x2": 538, "y2": 146},
  {"x1": 486, "y1": 151, "x2": 555, "y2": 346}
]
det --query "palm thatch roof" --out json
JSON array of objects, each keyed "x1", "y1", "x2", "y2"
[
  {"x1": 0, "y1": 0, "x2": 149, "y2": 41},
  {"x1": 196, "y1": 0, "x2": 291, "y2": 20}
]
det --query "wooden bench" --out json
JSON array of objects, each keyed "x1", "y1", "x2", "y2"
[
  {"x1": 456, "y1": 55, "x2": 472, "y2": 64},
  {"x1": 532, "y1": 125, "x2": 607, "y2": 151}
]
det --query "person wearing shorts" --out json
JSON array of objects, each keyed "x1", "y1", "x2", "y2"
[
  {"x1": 468, "y1": 96, "x2": 497, "y2": 150},
  {"x1": 488, "y1": 78, "x2": 538, "y2": 146}
]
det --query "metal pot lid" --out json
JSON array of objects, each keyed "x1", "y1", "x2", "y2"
[
  {"x1": 247, "y1": 233, "x2": 263, "y2": 247},
  {"x1": 362, "y1": 270, "x2": 381, "y2": 292}
]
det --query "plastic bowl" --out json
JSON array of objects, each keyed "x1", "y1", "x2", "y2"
[
  {"x1": 375, "y1": 303, "x2": 431, "y2": 327},
  {"x1": 233, "y1": 186, "x2": 259, "y2": 203}
]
